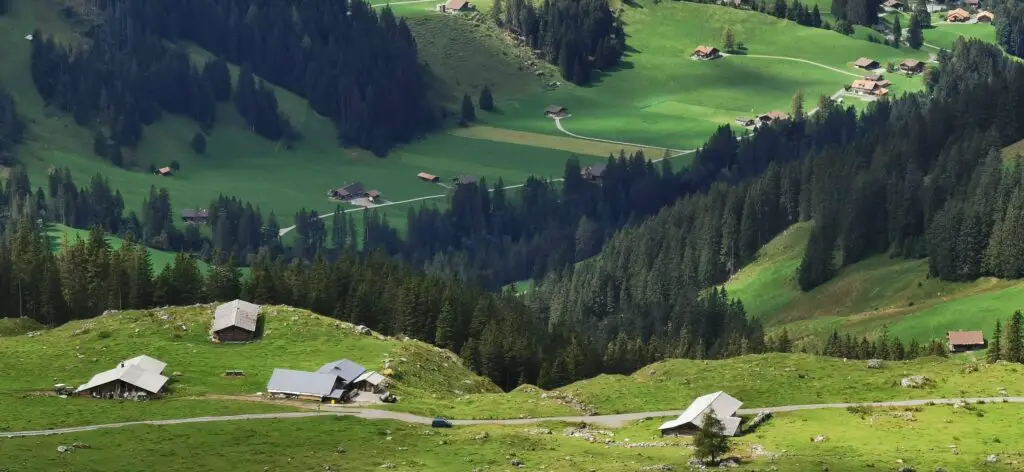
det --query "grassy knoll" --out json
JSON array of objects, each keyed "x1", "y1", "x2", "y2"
[
  {"x1": 0, "y1": 318, "x2": 43, "y2": 337},
  {"x1": 45, "y1": 224, "x2": 209, "y2": 273},
  {"x1": 487, "y1": 0, "x2": 930, "y2": 150},
  {"x1": 724, "y1": 222, "x2": 1024, "y2": 342},
  {"x1": 562, "y1": 353, "x2": 1022, "y2": 414},
  {"x1": 4, "y1": 404, "x2": 1023, "y2": 471},
  {"x1": 0, "y1": 305, "x2": 582, "y2": 430}
]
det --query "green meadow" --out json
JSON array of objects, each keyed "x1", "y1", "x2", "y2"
[{"x1": 45, "y1": 224, "x2": 210, "y2": 273}]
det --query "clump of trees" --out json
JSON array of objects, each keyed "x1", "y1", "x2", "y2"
[
  {"x1": 0, "y1": 85, "x2": 25, "y2": 164},
  {"x1": 986, "y1": 311, "x2": 1024, "y2": 363},
  {"x1": 831, "y1": 0, "x2": 879, "y2": 26}
]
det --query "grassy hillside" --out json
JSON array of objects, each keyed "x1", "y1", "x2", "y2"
[
  {"x1": 486, "y1": 0, "x2": 930, "y2": 150},
  {"x1": 562, "y1": 353, "x2": 1022, "y2": 414},
  {"x1": 46, "y1": 224, "x2": 210, "y2": 273},
  {"x1": 725, "y1": 222, "x2": 1024, "y2": 342},
  {"x1": 3, "y1": 403, "x2": 1023, "y2": 471},
  {"x1": 0, "y1": 305, "x2": 582, "y2": 430}
]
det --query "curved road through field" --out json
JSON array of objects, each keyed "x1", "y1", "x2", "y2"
[{"x1": 4, "y1": 397, "x2": 1021, "y2": 438}]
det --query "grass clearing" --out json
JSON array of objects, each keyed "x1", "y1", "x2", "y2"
[
  {"x1": 451, "y1": 125, "x2": 661, "y2": 158},
  {"x1": 562, "y1": 353, "x2": 1022, "y2": 414},
  {"x1": 45, "y1": 224, "x2": 210, "y2": 273}
]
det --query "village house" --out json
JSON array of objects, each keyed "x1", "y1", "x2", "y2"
[
  {"x1": 757, "y1": 111, "x2": 789, "y2": 126},
  {"x1": 317, "y1": 359, "x2": 367, "y2": 391},
  {"x1": 854, "y1": 57, "x2": 880, "y2": 70},
  {"x1": 417, "y1": 172, "x2": 441, "y2": 183},
  {"x1": 329, "y1": 182, "x2": 366, "y2": 200},
  {"x1": 851, "y1": 79, "x2": 883, "y2": 95},
  {"x1": 735, "y1": 117, "x2": 756, "y2": 127},
  {"x1": 964, "y1": 0, "x2": 980, "y2": 9},
  {"x1": 899, "y1": 59, "x2": 925, "y2": 75},
  {"x1": 155, "y1": 167, "x2": 173, "y2": 177},
  {"x1": 266, "y1": 369, "x2": 347, "y2": 402},
  {"x1": 863, "y1": 73, "x2": 883, "y2": 82},
  {"x1": 438, "y1": 0, "x2": 472, "y2": 13},
  {"x1": 947, "y1": 331, "x2": 986, "y2": 352},
  {"x1": 659, "y1": 391, "x2": 743, "y2": 437},
  {"x1": 691, "y1": 45, "x2": 722, "y2": 60},
  {"x1": 75, "y1": 355, "x2": 169, "y2": 399},
  {"x1": 947, "y1": 8, "x2": 971, "y2": 21},
  {"x1": 976, "y1": 10, "x2": 994, "y2": 22},
  {"x1": 544, "y1": 105, "x2": 568, "y2": 118},
  {"x1": 453, "y1": 175, "x2": 478, "y2": 186},
  {"x1": 366, "y1": 190, "x2": 382, "y2": 203},
  {"x1": 883, "y1": 0, "x2": 905, "y2": 10},
  {"x1": 581, "y1": 163, "x2": 608, "y2": 182},
  {"x1": 211, "y1": 299, "x2": 261, "y2": 343},
  {"x1": 181, "y1": 208, "x2": 210, "y2": 224},
  {"x1": 352, "y1": 371, "x2": 389, "y2": 393}
]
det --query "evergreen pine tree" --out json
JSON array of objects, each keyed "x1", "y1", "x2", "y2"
[
  {"x1": 722, "y1": 27, "x2": 736, "y2": 53},
  {"x1": 892, "y1": 16, "x2": 902, "y2": 48},
  {"x1": 791, "y1": 89, "x2": 805, "y2": 122},
  {"x1": 460, "y1": 94, "x2": 476, "y2": 124},
  {"x1": 479, "y1": 85, "x2": 494, "y2": 112},
  {"x1": 191, "y1": 132, "x2": 207, "y2": 154},
  {"x1": 435, "y1": 299, "x2": 457, "y2": 349},
  {"x1": 490, "y1": 0, "x2": 504, "y2": 26},
  {"x1": 693, "y1": 411, "x2": 729, "y2": 464},
  {"x1": 988, "y1": 320, "x2": 1003, "y2": 363},
  {"x1": 1007, "y1": 311, "x2": 1024, "y2": 362},
  {"x1": 907, "y1": 14, "x2": 924, "y2": 49}
]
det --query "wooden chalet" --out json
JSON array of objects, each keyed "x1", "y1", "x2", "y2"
[
  {"x1": 453, "y1": 175, "x2": 478, "y2": 186},
  {"x1": 442, "y1": 0, "x2": 473, "y2": 12},
  {"x1": 735, "y1": 117, "x2": 756, "y2": 127},
  {"x1": 947, "y1": 8, "x2": 971, "y2": 22},
  {"x1": 947, "y1": 331, "x2": 985, "y2": 352},
  {"x1": 156, "y1": 167, "x2": 173, "y2": 177},
  {"x1": 330, "y1": 182, "x2": 366, "y2": 200},
  {"x1": 544, "y1": 105, "x2": 568, "y2": 118},
  {"x1": 366, "y1": 190, "x2": 382, "y2": 202},
  {"x1": 863, "y1": 73, "x2": 884, "y2": 81},
  {"x1": 211, "y1": 299, "x2": 261, "y2": 343},
  {"x1": 899, "y1": 59, "x2": 925, "y2": 74},
  {"x1": 757, "y1": 111, "x2": 789, "y2": 126},
  {"x1": 851, "y1": 79, "x2": 882, "y2": 95},
  {"x1": 691, "y1": 45, "x2": 722, "y2": 60},
  {"x1": 976, "y1": 10, "x2": 994, "y2": 22},
  {"x1": 181, "y1": 208, "x2": 210, "y2": 224},
  {"x1": 581, "y1": 163, "x2": 608, "y2": 182},
  {"x1": 882, "y1": 0, "x2": 904, "y2": 10},
  {"x1": 853, "y1": 57, "x2": 880, "y2": 70},
  {"x1": 417, "y1": 172, "x2": 441, "y2": 183}
]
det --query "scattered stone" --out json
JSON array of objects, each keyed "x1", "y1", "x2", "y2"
[
  {"x1": 719, "y1": 458, "x2": 740, "y2": 468},
  {"x1": 526, "y1": 428, "x2": 552, "y2": 435},
  {"x1": 379, "y1": 463, "x2": 396, "y2": 469},
  {"x1": 355, "y1": 325, "x2": 371, "y2": 335},
  {"x1": 900, "y1": 375, "x2": 928, "y2": 388},
  {"x1": 72, "y1": 443, "x2": 90, "y2": 449},
  {"x1": 510, "y1": 458, "x2": 525, "y2": 468},
  {"x1": 472, "y1": 432, "x2": 489, "y2": 440},
  {"x1": 935, "y1": 468, "x2": 946, "y2": 472},
  {"x1": 897, "y1": 467, "x2": 915, "y2": 472},
  {"x1": 648, "y1": 370, "x2": 656, "y2": 376},
  {"x1": 812, "y1": 435, "x2": 827, "y2": 443},
  {"x1": 639, "y1": 465, "x2": 673, "y2": 471},
  {"x1": 56, "y1": 445, "x2": 72, "y2": 453},
  {"x1": 953, "y1": 401, "x2": 966, "y2": 409},
  {"x1": 986, "y1": 455, "x2": 998, "y2": 464},
  {"x1": 335, "y1": 447, "x2": 346, "y2": 454},
  {"x1": 324, "y1": 466, "x2": 336, "y2": 472},
  {"x1": 866, "y1": 359, "x2": 883, "y2": 369},
  {"x1": 179, "y1": 323, "x2": 188, "y2": 331},
  {"x1": 172, "y1": 371, "x2": 183, "y2": 377}
]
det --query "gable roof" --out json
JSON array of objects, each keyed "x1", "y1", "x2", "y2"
[
  {"x1": 947, "y1": 8, "x2": 971, "y2": 18},
  {"x1": 212, "y1": 299, "x2": 261, "y2": 333},
  {"x1": 317, "y1": 359, "x2": 366, "y2": 384},
  {"x1": 545, "y1": 105, "x2": 567, "y2": 114},
  {"x1": 157, "y1": 167, "x2": 172, "y2": 175},
  {"x1": 417, "y1": 172, "x2": 439, "y2": 180},
  {"x1": 354, "y1": 370, "x2": 387, "y2": 386},
  {"x1": 854, "y1": 57, "x2": 878, "y2": 68},
  {"x1": 852, "y1": 79, "x2": 880, "y2": 90},
  {"x1": 339, "y1": 182, "x2": 365, "y2": 196},
  {"x1": 181, "y1": 209, "x2": 210, "y2": 219},
  {"x1": 693, "y1": 45, "x2": 719, "y2": 55},
  {"x1": 901, "y1": 59, "x2": 923, "y2": 68},
  {"x1": 964, "y1": 0, "x2": 979, "y2": 5},
  {"x1": 947, "y1": 331, "x2": 984, "y2": 345},
  {"x1": 76, "y1": 364, "x2": 169, "y2": 394},
  {"x1": 455, "y1": 175, "x2": 478, "y2": 185},
  {"x1": 445, "y1": 0, "x2": 469, "y2": 9},
  {"x1": 977, "y1": 10, "x2": 994, "y2": 19},
  {"x1": 658, "y1": 391, "x2": 743, "y2": 436},
  {"x1": 122, "y1": 355, "x2": 167, "y2": 375},
  {"x1": 266, "y1": 369, "x2": 339, "y2": 397},
  {"x1": 882, "y1": 0, "x2": 903, "y2": 6},
  {"x1": 759, "y1": 111, "x2": 790, "y2": 121},
  {"x1": 588, "y1": 163, "x2": 608, "y2": 177}
]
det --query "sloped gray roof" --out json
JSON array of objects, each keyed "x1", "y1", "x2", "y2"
[
  {"x1": 266, "y1": 369, "x2": 338, "y2": 397},
  {"x1": 658, "y1": 391, "x2": 743, "y2": 436},
  {"x1": 212, "y1": 300, "x2": 260, "y2": 333},
  {"x1": 122, "y1": 355, "x2": 167, "y2": 375},
  {"x1": 317, "y1": 359, "x2": 366, "y2": 384},
  {"x1": 76, "y1": 365, "x2": 168, "y2": 394}
]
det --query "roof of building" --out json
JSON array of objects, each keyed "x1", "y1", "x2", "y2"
[
  {"x1": 901, "y1": 59, "x2": 924, "y2": 68},
  {"x1": 947, "y1": 330, "x2": 985, "y2": 345},
  {"x1": 854, "y1": 57, "x2": 878, "y2": 68},
  {"x1": 212, "y1": 299, "x2": 261, "y2": 333},
  {"x1": 964, "y1": 0, "x2": 979, "y2": 5},
  {"x1": 339, "y1": 182, "x2": 365, "y2": 195},
  {"x1": 545, "y1": 105, "x2": 567, "y2": 114},
  {"x1": 588, "y1": 163, "x2": 608, "y2": 177},
  {"x1": 864, "y1": 73, "x2": 883, "y2": 81},
  {"x1": 417, "y1": 172, "x2": 439, "y2": 180},
  {"x1": 123, "y1": 355, "x2": 167, "y2": 374},
  {"x1": 948, "y1": 8, "x2": 971, "y2": 18},
  {"x1": 759, "y1": 111, "x2": 790, "y2": 121},
  {"x1": 76, "y1": 364, "x2": 169, "y2": 394},
  {"x1": 182, "y1": 209, "x2": 210, "y2": 218},
  {"x1": 693, "y1": 45, "x2": 719, "y2": 55},
  {"x1": 266, "y1": 369, "x2": 339, "y2": 397},
  {"x1": 158, "y1": 167, "x2": 172, "y2": 174},
  {"x1": 354, "y1": 370, "x2": 388, "y2": 386},
  {"x1": 367, "y1": 190, "x2": 382, "y2": 198},
  {"x1": 445, "y1": 0, "x2": 470, "y2": 9},
  {"x1": 455, "y1": 175, "x2": 478, "y2": 185},
  {"x1": 977, "y1": 10, "x2": 994, "y2": 19},
  {"x1": 317, "y1": 359, "x2": 366, "y2": 384},
  {"x1": 883, "y1": 0, "x2": 903, "y2": 6},
  {"x1": 852, "y1": 79, "x2": 880, "y2": 90},
  {"x1": 658, "y1": 391, "x2": 743, "y2": 436}
]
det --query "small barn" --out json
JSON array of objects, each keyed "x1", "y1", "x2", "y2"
[
  {"x1": 735, "y1": 117, "x2": 756, "y2": 127},
  {"x1": 330, "y1": 182, "x2": 366, "y2": 200},
  {"x1": 757, "y1": 111, "x2": 789, "y2": 125},
  {"x1": 418, "y1": 172, "x2": 441, "y2": 183},
  {"x1": 211, "y1": 299, "x2": 261, "y2": 343},
  {"x1": 453, "y1": 175, "x2": 478, "y2": 186},
  {"x1": 659, "y1": 391, "x2": 743, "y2": 437},
  {"x1": 266, "y1": 369, "x2": 346, "y2": 401},
  {"x1": 947, "y1": 331, "x2": 985, "y2": 352},
  {"x1": 581, "y1": 163, "x2": 608, "y2": 182},
  {"x1": 352, "y1": 371, "x2": 388, "y2": 393},
  {"x1": 853, "y1": 57, "x2": 880, "y2": 70},
  {"x1": 899, "y1": 59, "x2": 925, "y2": 74},
  {"x1": 444, "y1": 0, "x2": 473, "y2": 11},
  {"x1": 863, "y1": 73, "x2": 883, "y2": 81},
  {"x1": 976, "y1": 10, "x2": 994, "y2": 21},
  {"x1": 181, "y1": 209, "x2": 210, "y2": 224},
  {"x1": 156, "y1": 167, "x2": 173, "y2": 177},
  {"x1": 75, "y1": 355, "x2": 169, "y2": 399},
  {"x1": 544, "y1": 105, "x2": 568, "y2": 118},
  {"x1": 691, "y1": 45, "x2": 722, "y2": 60},
  {"x1": 947, "y1": 8, "x2": 971, "y2": 21},
  {"x1": 883, "y1": 0, "x2": 905, "y2": 10},
  {"x1": 317, "y1": 359, "x2": 366, "y2": 390}
]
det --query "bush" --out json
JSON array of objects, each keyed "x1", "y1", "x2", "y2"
[
  {"x1": 96, "y1": 330, "x2": 112, "y2": 340},
  {"x1": 846, "y1": 405, "x2": 873, "y2": 417},
  {"x1": 190, "y1": 132, "x2": 207, "y2": 155}
]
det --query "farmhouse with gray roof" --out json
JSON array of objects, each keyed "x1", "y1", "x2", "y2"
[{"x1": 211, "y1": 299, "x2": 261, "y2": 343}]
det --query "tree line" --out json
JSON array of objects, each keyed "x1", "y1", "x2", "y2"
[
  {"x1": 492, "y1": 0, "x2": 626, "y2": 85},
  {"x1": 989, "y1": 0, "x2": 1024, "y2": 59},
  {"x1": 986, "y1": 311, "x2": 1024, "y2": 364},
  {"x1": 0, "y1": 84, "x2": 24, "y2": 166}
]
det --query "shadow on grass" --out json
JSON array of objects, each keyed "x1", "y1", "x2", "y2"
[{"x1": 581, "y1": 60, "x2": 636, "y2": 87}]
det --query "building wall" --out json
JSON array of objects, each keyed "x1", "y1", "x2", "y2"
[
  {"x1": 84, "y1": 380, "x2": 155, "y2": 398},
  {"x1": 660, "y1": 424, "x2": 700, "y2": 436},
  {"x1": 215, "y1": 326, "x2": 256, "y2": 342}
]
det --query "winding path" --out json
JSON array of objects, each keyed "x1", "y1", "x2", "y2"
[
  {"x1": 3, "y1": 397, "x2": 1021, "y2": 438},
  {"x1": 727, "y1": 54, "x2": 864, "y2": 78},
  {"x1": 552, "y1": 117, "x2": 694, "y2": 161}
]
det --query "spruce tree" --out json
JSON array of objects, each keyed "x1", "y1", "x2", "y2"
[
  {"x1": 892, "y1": 16, "x2": 902, "y2": 48},
  {"x1": 460, "y1": 93, "x2": 476, "y2": 124},
  {"x1": 988, "y1": 320, "x2": 1003, "y2": 363},
  {"x1": 791, "y1": 89, "x2": 804, "y2": 122},
  {"x1": 191, "y1": 132, "x2": 207, "y2": 154},
  {"x1": 722, "y1": 27, "x2": 736, "y2": 53},
  {"x1": 1007, "y1": 311, "x2": 1024, "y2": 362},
  {"x1": 490, "y1": 0, "x2": 503, "y2": 26},
  {"x1": 479, "y1": 85, "x2": 494, "y2": 112},
  {"x1": 693, "y1": 411, "x2": 729, "y2": 464},
  {"x1": 907, "y1": 14, "x2": 924, "y2": 49}
]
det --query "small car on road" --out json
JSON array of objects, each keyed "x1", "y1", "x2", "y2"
[{"x1": 431, "y1": 417, "x2": 453, "y2": 428}]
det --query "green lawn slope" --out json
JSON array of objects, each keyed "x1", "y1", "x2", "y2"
[
  {"x1": 45, "y1": 224, "x2": 210, "y2": 273},
  {"x1": 725, "y1": 222, "x2": 1024, "y2": 342}
]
